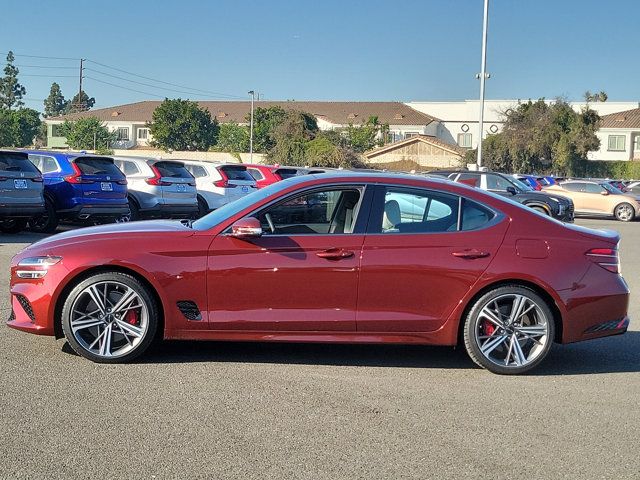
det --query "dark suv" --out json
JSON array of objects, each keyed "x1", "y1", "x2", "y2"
[{"x1": 432, "y1": 170, "x2": 574, "y2": 222}]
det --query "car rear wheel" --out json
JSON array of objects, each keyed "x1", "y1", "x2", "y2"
[
  {"x1": 614, "y1": 202, "x2": 634, "y2": 222},
  {"x1": 463, "y1": 286, "x2": 554, "y2": 375},
  {"x1": 28, "y1": 198, "x2": 58, "y2": 233},
  {"x1": 0, "y1": 218, "x2": 28, "y2": 234},
  {"x1": 61, "y1": 272, "x2": 159, "y2": 363},
  {"x1": 127, "y1": 198, "x2": 140, "y2": 221},
  {"x1": 197, "y1": 196, "x2": 209, "y2": 218}
]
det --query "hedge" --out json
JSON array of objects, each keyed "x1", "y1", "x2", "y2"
[{"x1": 582, "y1": 160, "x2": 640, "y2": 180}]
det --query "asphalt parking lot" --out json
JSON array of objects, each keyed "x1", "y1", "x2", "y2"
[{"x1": 0, "y1": 219, "x2": 639, "y2": 480}]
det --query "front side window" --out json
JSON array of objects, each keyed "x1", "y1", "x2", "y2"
[
  {"x1": 584, "y1": 183, "x2": 604, "y2": 194},
  {"x1": 254, "y1": 188, "x2": 362, "y2": 235},
  {"x1": 485, "y1": 174, "x2": 514, "y2": 192},
  {"x1": 608, "y1": 135, "x2": 626, "y2": 151}
]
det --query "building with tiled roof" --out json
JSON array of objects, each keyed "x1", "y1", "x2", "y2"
[{"x1": 588, "y1": 107, "x2": 640, "y2": 161}]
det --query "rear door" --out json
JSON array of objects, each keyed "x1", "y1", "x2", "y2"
[
  {"x1": 74, "y1": 156, "x2": 127, "y2": 205},
  {"x1": 357, "y1": 185, "x2": 508, "y2": 333},
  {"x1": 0, "y1": 152, "x2": 44, "y2": 208},
  {"x1": 218, "y1": 165, "x2": 257, "y2": 202},
  {"x1": 153, "y1": 161, "x2": 197, "y2": 206}
]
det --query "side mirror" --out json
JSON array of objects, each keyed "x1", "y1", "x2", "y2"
[
  {"x1": 230, "y1": 217, "x2": 263, "y2": 238},
  {"x1": 506, "y1": 186, "x2": 517, "y2": 195},
  {"x1": 601, "y1": 190, "x2": 609, "y2": 196}
]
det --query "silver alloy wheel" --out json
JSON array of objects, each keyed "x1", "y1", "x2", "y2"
[
  {"x1": 69, "y1": 281, "x2": 149, "y2": 358},
  {"x1": 474, "y1": 293, "x2": 550, "y2": 368},
  {"x1": 616, "y1": 203, "x2": 634, "y2": 222}
]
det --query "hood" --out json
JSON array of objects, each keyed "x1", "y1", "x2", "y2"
[{"x1": 26, "y1": 220, "x2": 193, "y2": 251}]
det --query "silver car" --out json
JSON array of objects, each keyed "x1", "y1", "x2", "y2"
[
  {"x1": 112, "y1": 156, "x2": 198, "y2": 220},
  {"x1": 0, "y1": 150, "x2": 45, "y2": 233}
]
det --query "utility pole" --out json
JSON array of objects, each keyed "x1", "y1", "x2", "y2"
[
  {"x1": 248, "y1": 90, "x2": 255, "y2": 162},
  {"x1": 76, "y1": 58, "x2": 85, "y2": 113},
  {"x1": 476, "y1": 0, "x2": 490, "y2": 169}
]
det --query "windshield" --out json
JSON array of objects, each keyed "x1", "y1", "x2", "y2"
[
  {"x1": 602, "y1": 182, "x2": 623, "y2": 194},
  {"x1": 512, "y1": 177, "x2": 533, "y2": 191},
  {"x1": 192, "y1": 179, "x2": 289, "y2": 230}
]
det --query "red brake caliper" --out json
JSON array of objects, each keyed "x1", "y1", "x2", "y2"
[
  {"x1": 484, "y1": 321, "x2": 495, "y2": 336},
  {"x1": 125, "y1": 309, "x2": 139, "y2": 325}
]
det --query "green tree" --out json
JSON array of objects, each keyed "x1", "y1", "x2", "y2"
[
  {"x1": 345, "y1": 116, "x2": 386, "y2": 153},
  {"x1": 0, "y1": 51, "x2": 26, "y2": 110},
  {"x1": 584, "y1": 90, "x2": 608, "y2": 102},
  {"x1": 249, "y1": 105, "x2": 287, "y2": 152},
  {"x1": 59, "y1": 117, "x2": 116, "y2": 150},
  {"x1": 44, "y1": 82, "x2": 69, "y2": 117},
  {"x1": 214, "y1": 122, "x2": 249, "y2": 153},
  {"x1": 66, "y1": 90, "x2": 95, "y2": 113},
  {"x1": 149, "y1": 98, "x2": 218, "y2": 151},
  {"x1": 267, "y1": 110, "x2": 318, "y2": 165},
  {"x1": 473, "y1": 99, "x2": 601, "y2": 176},
  {"x1": 0, "y1": 108, "x2": 41, "y2": 147},
  {"x1": 305, "y1": 133, "x2": 365, "y2": 168}
]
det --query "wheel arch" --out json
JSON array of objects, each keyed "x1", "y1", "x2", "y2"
[
  {"x1": 455, "y1": 278, "x2": 564, "y2": 346},
  {"x1": 523, "y1": 201, "x2": 551, "y2": 215},
  {"x1": 53, "y1": 264, "x2": 165, "y2": 340}
]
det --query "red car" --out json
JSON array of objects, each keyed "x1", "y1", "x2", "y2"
[
  {"x1": 244, "y1": 164, "x2": 318, "y2": 188},
  {"x1": 8, "y1": 173, "x2": 630, "y2": 374}
]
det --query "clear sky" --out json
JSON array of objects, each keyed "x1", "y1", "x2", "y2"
[{"x1": 1, "y1": 0, "x2": 638, "y2": 110}]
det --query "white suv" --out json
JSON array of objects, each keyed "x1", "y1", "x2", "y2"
[
  {"x1": 181, "y1": 161, "x2": 257, "y2": 215},
  {"x1": 112, "y1": 156, "x2": 198, "y2": 220}
]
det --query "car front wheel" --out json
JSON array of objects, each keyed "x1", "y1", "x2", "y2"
[
  {"x1": 0, "y1": 218, "x2": 28, "y2": 233},
  {"x1": 463, "y1": 286, "x2": 555, "y2": 374},
  {"x1": 61, "y1": 272, "x2": 159, "y2": 363}
]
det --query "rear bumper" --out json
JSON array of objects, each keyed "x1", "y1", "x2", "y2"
[
  {"x1": 0, "y1": 203, "x2": 45, "y2": 218},
  {"x1": 139, "y1": 203, "x2": 198, "y2": 218},
  {"x1": 58, "y1": 204, "x2": 130, "y2": 220}
]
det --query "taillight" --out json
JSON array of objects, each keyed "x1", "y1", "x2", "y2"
[
  {"x1": 64, "y1": 163, "x2": 92, "y2": 184},
  {"x1": 213, "y1": 169, "x2": 229, "y2": 188},
  {"x1": 145, "y1": 165, "x2": 171, "y2": 186},
  {"x1": 586, "y1": 247, "x2": 620, "y2": 274}
]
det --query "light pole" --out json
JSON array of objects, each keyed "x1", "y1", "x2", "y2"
[
  {"x1": 248, "y1": 90, "x2": 255, "y2": 162},
  {"x1": 476, "y1": 0, "x2": 490, "y2": 169}
]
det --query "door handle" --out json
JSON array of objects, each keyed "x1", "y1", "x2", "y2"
[
  {"x1": 316, "y1": 248, "x2": 355, "y2": 260},
  {"x1": 452, "y1": 249, "x2": 490, "y2": 259}
]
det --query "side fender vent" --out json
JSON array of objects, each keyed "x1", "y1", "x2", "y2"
[{"x1": 176, "y1": 300, "x2": 202, "y2": 321}]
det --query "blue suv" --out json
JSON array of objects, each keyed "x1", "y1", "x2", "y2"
[{"x1": 25, "y1": 151, "x2": 129, "y2": 233}]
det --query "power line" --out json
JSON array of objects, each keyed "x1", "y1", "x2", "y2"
[
  {"x1": 15, "y1": 64, "x2": 77, "y2": 69},
  {"x1": 85, "y1": 58, "x2": 243, "y2": 99},
  {"x1": 0, "y1": 52, "x2": 79, "y2": 61},
  {"x1": 85, "y1": 76, "x2": 177, "y2": 99},
  {"x1": 21, "y1": 74, "x2": 77, "y2": 78}
]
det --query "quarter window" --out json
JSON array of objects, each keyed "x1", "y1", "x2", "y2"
[
  {"x1": 608, "y1": 135, "x2": 626, "y2": 151},
  {"x1": 254, "y1": 188, "x2": 362, "y2": 235}
]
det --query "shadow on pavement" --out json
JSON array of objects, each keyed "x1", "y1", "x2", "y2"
[{"x1": 58, "y1": 330, "x2": 639, "y2": 375}]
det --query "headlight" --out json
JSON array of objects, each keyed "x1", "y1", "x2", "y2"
[{"x1": 16, "y1": 256, "x2": 62, "y2": 279}]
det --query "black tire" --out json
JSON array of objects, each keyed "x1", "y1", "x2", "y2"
[
  {"x1": 0, "y1": 218, "x2": 28, "y2": 234},
  {"x1": 197, "y1": 196, "x2": 209, "y2": 218},
  {"x1": 463, "y1": 285, "x2": 555, "y2": 375},
  {"x1": 614, "y1": 202, "x2": 635, "y2": 222},
  {"x1": 28, "y1": 198, "x2": 59, "y2": 233},
  {"x1": 128, "y1": 198, "x2": 140, "y2": 221},
  {"x1": 61, "y1": 271, "x2": 159, "y2": 363}
]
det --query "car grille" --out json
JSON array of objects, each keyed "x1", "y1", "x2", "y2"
[
  {"x1": 176, "y1": 301, "x2": 202, "y2": 321},
  {"x1": 15, "y1": 294, "x2": 35, "y2": 322}
]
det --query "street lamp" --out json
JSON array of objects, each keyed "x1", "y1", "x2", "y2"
[
  {"x1": 248, "y1": 90, "x2": 255, "y2": 162},
  {"x1": 476, "y1": 0, "x2": 490, "y2": 169}
]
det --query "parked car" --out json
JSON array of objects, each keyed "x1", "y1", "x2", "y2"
[
  {"x1": 243, "y1": 164, "x2": 283, "y2": 188},
  {"x1": 26, "y1": 151, "x2": 128, "y2": 233},
  {"x1": 181, "y1": 161, "x2": 257, "y2": 215},
  {"x1": 112, "y1": 157, "x2": 198, "y2": 221},
  {"x1": 8, "y1": 172, "x2": 630, "y2": 374},
  {"x1": 545, "y1": 180, "x2": 640, "y2": 221},
  {"x1": 0, "y1": 150, "x2": 44, "y2": 233},
  {"x1": 438, "y1": 170, "x2": 574, "y2": 222},
  {"x1": 513, "y1": 174, "x2": 542, "y2": 191}
]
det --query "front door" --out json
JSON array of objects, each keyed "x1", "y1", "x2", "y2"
[
  {"x1": 207, "y1": 185, "x2": 370, "y2": 331},
  {"x1": 357, "y1": 185, "x2": 509, "y2": 332}
]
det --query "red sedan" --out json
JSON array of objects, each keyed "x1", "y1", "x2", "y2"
[{"x1": 8, "y1": 173, "x2": 630, "y2": 374}]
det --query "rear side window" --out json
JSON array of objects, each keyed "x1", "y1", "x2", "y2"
[
  {"x1": 186, "y1": 164, "x2": 208, "y2": 178},
  {"x1": 220, "y1": 165, "x2": 253, "y2": 181},
  {"x1": 0, "y1": 152, "x2": 40, "y2": 173},
  {"x1": 378, "y1": 188, "x2": 459, "y2": 234},
  {"x1": 562, "y1": 183, "x2": 583, "y2": 192},
  {"x1": 247, "y1": 168, "x2": 264, "y2": 181},
  {"x1": 28, "y1": 154, "x2": 59, "y2": 173},
  {"x1": 153, "y1": 161, "x2": 192, "y2": 178},
  {"x1": 75, "y1": 157, "x2": 124, "y2": 177}
]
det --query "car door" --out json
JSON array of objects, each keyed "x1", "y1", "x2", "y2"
[
  {"x1": 356, "y1": 185, "x2": 509, "y2": 332},
  {"x1": 582, "y1": 183, "x2": 609, "y2": 213},
  {"x1": 207, "y1": 184, "x2": 372, "y2": 331}
]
